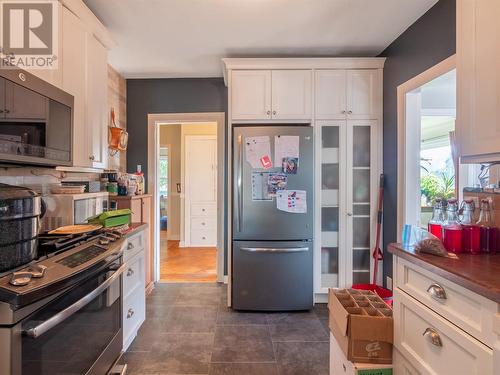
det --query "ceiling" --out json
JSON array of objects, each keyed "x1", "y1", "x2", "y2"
[{"x1": 83, "y1": 0, "x2": 439, "y2": 79}]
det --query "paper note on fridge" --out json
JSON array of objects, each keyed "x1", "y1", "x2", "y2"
[
  {"x1": 276, "y1": 190, "x2": 307, "y2": 213},
  {"x1": 245, "y1": 136, "x2": 271, "y2": 169},
  {"x1": 274, "y1": 135, "x2": 299, "y2": 167}
]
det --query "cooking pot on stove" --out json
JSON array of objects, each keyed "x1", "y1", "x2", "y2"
[{"x1": 0, "y1": 184, "x2": 45, "y2": 272}]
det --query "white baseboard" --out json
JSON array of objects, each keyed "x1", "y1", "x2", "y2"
[
  {"x1": 179, "y1": 241, "x2": 186, "y2": 247},
  {"x1": 168, "y1": 234, "x2": 180, "y2": 241},
  {"x1": 223, "y1": 275, "x2": 228, "y2": 284},
  {"x1": 314, "y1": 293, "x2": 328, "y2": 304}
]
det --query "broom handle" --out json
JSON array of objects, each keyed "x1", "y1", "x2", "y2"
[{"x1": 372, "y1": 174, "x2": 384, "y2": 285}]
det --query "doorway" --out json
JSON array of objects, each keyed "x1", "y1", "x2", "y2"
[{"x1": 148, "y1": 114, "x2": 225, "y2": 284}]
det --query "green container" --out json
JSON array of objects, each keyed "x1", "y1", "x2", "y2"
[{"x1": 87, "y1": 209, "x2": 131, "y2": 228}]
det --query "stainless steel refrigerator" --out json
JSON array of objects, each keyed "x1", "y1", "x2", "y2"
[{"x1": 232, "y1": 125, "x2": 314, "y2": 311}]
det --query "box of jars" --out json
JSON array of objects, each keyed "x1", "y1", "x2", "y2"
[{"x1": 328, "y1": 288, "x2": 393, "y2": 364}]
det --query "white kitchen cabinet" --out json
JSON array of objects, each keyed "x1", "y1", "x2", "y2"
[
  {"x1": 86, "y1": 33, "x2": 108, "y2": 169},
  {"x1": 457, "y1": 0, "x2": 500, "y2": 162},
  {"x1": 315, "y1": 70, "x2": 347, "y2": 120},
  {"x1": 62, "y1": 6, "x2": 89, "y2": 167},
  {"x1": 346, "y1": 70, "x2": 379, "y2": 120},
  {"x1": 271, "y1": 70, "x2": 312, "y2": 120},
  {"x1": 231, "y1": 70, "x2": 272, "y2": 120},
  {"x1": 316, "y1": 119, "x2": 379, "y2": 293}
]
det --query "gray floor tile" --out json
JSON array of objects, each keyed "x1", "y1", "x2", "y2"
[
  {"x1": 174, "y1": 286, "x2": 221, "y2": 306},
  {"x1": 275, "y1": 341, "x2": 329, "y2": 375},
  {"x1": 128, "y1": 318, "x2": 169, "y2": 352},
  {"x1": 164, "y1": 306, "x2": 218, "y2": 333},
  {"x1": 139, "y1": 333, "x2": 214, "y2": 374},
  {"x1": 217, "y1": 306, "x2": 268, "y2": 325},
  {"x1": 211, "y1": 325, "x2": 275, "y2": 363},
  {"x1": 146, "y1": 303, "x2": 173, "y2": 319},
  {"x1": 269, "y1": 320, "x2": 329, "y2": 342},
  {"x1": 209, "y1": 363, "x2": 278, "y2": 375},
  {"x1": 266, "y1": 311, "x2": 318, "y2": 324},
  {"x1": 121, "y1": 352, "x2": 146, "y2": 374},
  {"x1": 313, "y1": 304, "x2": 329, "y2": 319}
]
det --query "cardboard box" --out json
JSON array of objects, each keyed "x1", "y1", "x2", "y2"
[
  {"x1": 330, "y1": 332, "x2": 393, "y2": 375},
  {"x1": 328, "y1": 288, "x2": 393, "y2": 364}
]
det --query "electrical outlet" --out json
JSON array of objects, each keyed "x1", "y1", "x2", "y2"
[{"x1": 386, "y1": 276, "x2": 393, "y2": 290}]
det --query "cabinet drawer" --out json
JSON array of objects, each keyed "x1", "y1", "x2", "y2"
[
  {"x1": 191, "y1": 203, "x2": 216, "y2": 217},
  {"x1": 394, "y1": 289, "x2": 493, "y2": 375},
  {"x1": 124, "y1": 231, "x2": 144, "y2": 260},
  {"x1": 393, "y1": 349, "x2": 420, "y2": 375},
  {"x1": 123, "y1": 283, "x2": 145, "y2": 351},
  {"x1": 191, "y1": 216, "x2": 216, "y2": 230},
  {"x1": 190, "y1": 229, "x2": 216, "y2": 246},
  {"x1": 124, "y1": 252, "x2": 144, "y2": 300},
  {"x1": 395, "y1": 257, "x2": 497, "y2": 346}
]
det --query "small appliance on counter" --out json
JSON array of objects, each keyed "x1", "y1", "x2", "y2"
[{"x1": 0, "y1": 184, "x2": 45, "y2": 273}]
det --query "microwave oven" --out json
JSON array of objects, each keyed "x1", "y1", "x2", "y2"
[
  {"x1": 41, "y1": 192, "x2": 109, "y2": 231},
  {"x1": 0, "y1": 69, "x2": 74, "y2": 166}
]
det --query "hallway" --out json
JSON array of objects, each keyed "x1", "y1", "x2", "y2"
[{"x1": 122, "y1": 283, "x2": 329, "y2": 375}]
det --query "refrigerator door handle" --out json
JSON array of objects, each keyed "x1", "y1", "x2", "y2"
[
  {"x1": 240, "y1": 247, "x2": 309, "y2": 253},
  {"x1": 236, "y1": 134, "x2": 243, "y2": 232}
]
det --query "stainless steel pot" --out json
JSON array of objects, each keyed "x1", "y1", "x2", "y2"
[{"x1": 0, "y1": 184, "x2": 44, "y2": 272}]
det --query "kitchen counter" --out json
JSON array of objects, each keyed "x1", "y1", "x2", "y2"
[
  {"x1": 388, "y1": 243, "x2": 500, "y2": 304},
  {"x1": 123, "y1": 222, "x2": 148, "y2": 238}
]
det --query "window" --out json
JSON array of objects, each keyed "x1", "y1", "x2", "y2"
[{"x1": 159, "y1": 148, "x2": 168, "y2": 197}]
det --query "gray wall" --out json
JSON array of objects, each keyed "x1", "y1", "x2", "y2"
[
  {"x1": 126, "y1": 78, "x2": 228, "y2": 271},
  {"x1": 379, "y1": 0, "x2": 456, "y2": 284}
]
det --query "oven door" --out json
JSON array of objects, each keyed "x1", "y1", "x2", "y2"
[{"x1": 20, "y1": 258, "x2": 124, "y2": 375}]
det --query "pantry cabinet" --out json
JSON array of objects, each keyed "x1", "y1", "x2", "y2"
[
  {"x1": 230, "y1": 69, "x2": 312, "y2": 121},
  {"x1": 457, "y1": 0, "x2": 500, "y2": 162}
]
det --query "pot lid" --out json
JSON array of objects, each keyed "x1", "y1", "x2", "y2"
[{"x1": 0, "y1": 184, "x2": 40, "y2": 200}]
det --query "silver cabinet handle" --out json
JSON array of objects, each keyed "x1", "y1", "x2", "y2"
[
  {"x1": 127, "y1": 308, "x2": 135, "y2": 319},
  {"x1": 272, "y1": 110, "x2": 276, "y2": 115},
  {"x1": 423, "y1": 327, "x2": 443, "y2": 347},
  {"x1": 127, "y1": 243, "x2": 134, "y2": 250},
  {"x1": 266, "y1": 110, "x2": 271, "y2": 115},
  {"x1": 341, "y1": 110, "x2": 346, "y2": 114},
  {"x1": 427, "y1": 283, "x2": 447, "y2": 300},
  {"x1": 202, "y1": 236, "x2": 206, "y2": 240},
  {"x1": 0, "y1": 109, "x2": 4, "y2": 113},
  {"x1": 4, "y1": 109, "x2": 10, "y2": 113},
  {"x1": 127, "y1": 268, "x2": 134, "y2": 277},
  {"x1": 347, "y1": 212, "x2": 353, "y2": 216},
  {"x1": 241, "y1": 247, "x2": 309, "y2": 253},
  {"x1": 202, "y1": 208, "x2": 206, "y2": 212},
  {"x1": 202, "y1": 222, "x2": 206, "y2": 226},
  {"x1": 348, "y1": 110, "x2": 353, "y2": 114},
  {"x1": 235, "y1": 134, "x2": 243, "y2": 232},
  {"x1": 23, "y1": 263, "x2": 126, "y2": 338},
  {"x1": 89, "y1": 155, "x2": 95, "y2": 161}
]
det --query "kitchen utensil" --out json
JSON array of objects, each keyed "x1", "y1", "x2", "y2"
[
  {"x1": 108, "y1": 108, "x2": 128, "y2": 152},
  {"x1": 48, "y1": 224, "x2": 102, "y2": 235},
  {"x1": 87, "y1": 209, "x2": 131, "y2": 228},
  {"x1": 0, "y1": 184, "x2": 45, "y2": 272}
]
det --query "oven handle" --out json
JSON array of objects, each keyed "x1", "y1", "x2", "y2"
[{"x1": 23, "y1": 263, "x2": 126, "y2": 339}]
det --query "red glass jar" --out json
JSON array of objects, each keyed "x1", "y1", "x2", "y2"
[
  {"x1": 427, "y1": 198, "x2": 445, "y2": 240},
  {"x1": 443, "y1": 198, "x2": 463, "y2": 253},
  {"x1": 460, "y1": 199, "x2": 480, "y2": 254},
  {"x1": 477, "y1": 199, "x2": 498, "y2": 253}
]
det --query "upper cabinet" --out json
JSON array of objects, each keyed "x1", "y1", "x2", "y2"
[
  {"x1": 231, "y1": 70, "x2": 271, "y2": 120},
  {"x1": 231, "y1": 69, "x2": 312, "y2": 121},
  {"x1": 315, "y1": 69, "x2": 380, "y2": 120},
  {"x1": 457, "y1": 0, "x2": 500, "y2": 162}
]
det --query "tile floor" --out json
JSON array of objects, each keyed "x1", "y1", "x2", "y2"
[{"x1": 123, "y1": 283, "x2": 330, "y2": 375}]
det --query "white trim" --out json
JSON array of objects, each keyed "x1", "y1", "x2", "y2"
[
  {"x1": 147, "y1": 112, "x2": 226, "y2": 284},
  {"x1": 396, "y1": 55, "x2": 456, "y2": 241}
]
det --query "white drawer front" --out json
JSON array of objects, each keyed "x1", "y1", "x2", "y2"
[
  {"x1": 393, "y1": 349, "x2": 420, "y2": 375},
  {"x1": 123, "y1": 283, "x2": 146, "y2": 351},
  {"x1": 124, "y1": 231, "x2": 145, "y2": 261},
  {"x1": 191, "y1": 216, "x2": 216, "y2": 230},
  {"x1": 395, "y1": 257, "x2": 497, "y2": 346},
  {"x1": 190, "y1": 229, "x2": 216, "y2": 246},
  {"x1": 191, "y1": 203, "x2": 216, "y2": 217},
  {"x1": 124, "y1": 252, "x2": 144, "y2": 300},
  {"x1": 394, "y1": 289, "x2": 493, "y2": 375}
]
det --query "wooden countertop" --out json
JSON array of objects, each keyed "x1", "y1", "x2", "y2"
[
  {"x1": 123, "y1": 222, "x2": 148, "y2": 237},
  {"x1": 109, "y1": 194, "x2": 152, "y2": 200},
  {"x1": 388, "y1": 243, "x2": 500, "y2": 304}
]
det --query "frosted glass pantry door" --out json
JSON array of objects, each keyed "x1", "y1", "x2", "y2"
[
  {"x1": 316, "y1": 121, "x2": 347, "y2": 291},
  {"x1": 346, "y1": 120, "x2": 377, "y2": 286}
]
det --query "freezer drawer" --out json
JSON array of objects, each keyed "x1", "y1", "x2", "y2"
[{"x1": 232, "y1": 240, "x2": 313, "y2": 311}]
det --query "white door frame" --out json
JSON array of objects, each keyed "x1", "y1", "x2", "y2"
[
  {"x1": 396, "y1": 55, "x2": 456, "y2": 239},
  {"x1": 147, "y1": 112, "x2": 226, "y2": 283},
  {"x1": 184, "y1": 134, "x2": 218, "y2": 247}
]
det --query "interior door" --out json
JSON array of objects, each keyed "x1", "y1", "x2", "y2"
[
  {"x1": 231, "y1": 70, "x2": 272, "y2": 120},
  {"x1": 271, "y1": 70, "x2": 312, "y2": 120},
  {"x1": 346, "y1": 70, "x2": 378, "y2": 120},
  {"x1": 233, "y1": 125, "x2": 314, "y2": 241},
  {"x1": 315, "y1": 70, "x2": 347, "y2": 119}
]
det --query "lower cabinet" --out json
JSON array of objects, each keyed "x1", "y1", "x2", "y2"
[{"x1": 122, "y1": 230, "x2": 146, "y2": 351}]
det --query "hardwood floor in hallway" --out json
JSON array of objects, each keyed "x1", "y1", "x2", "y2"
[{"x1": 160, "y1": 230, "x2": 217, "y2": 282}]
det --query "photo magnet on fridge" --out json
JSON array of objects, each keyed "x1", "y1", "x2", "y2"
[
  {"x1": 282, "y1": 157, "x2": 298, "y2": 174},
  {"x1": 267, "y1": 173, "x2": 287, "y2": 196},
  {"x1": 260, "y1": 155, "x2": 273, "y2": 169}
]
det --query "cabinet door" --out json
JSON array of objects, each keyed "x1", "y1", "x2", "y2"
[
  {"x1": 231, "y1": 70, "x2": 271, "y2": 120},
  {"x1": 346, "y1": 70, "x2": 379, "y2": 120},
  {"x1": 271, "y1": 70, "x2": 312, "y2": 120},
  {"x1": 457, "y1": 0, "x2": 500, "y2": 161},
  {"x1": 315, "y1": 70, "x2": 347, "y2": 119},
  {"x1": 346, "y1": 120, "x2": 377, "y2": 285},
  {"x1": 5, "y1": 81, "x2": 48, "y2": 119},
  {"x1": 130, "y1": 198, "x2": 143, "y2": 223},
  {"x1": 316, "y1": 121, "x2": 347, "y2": 292},
  {"x1": 62, "y1": 7, "x2": 90, "y2": 167},
  {"x1": 86, "y1": 34, "x2": 108, "y2": 169}
]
